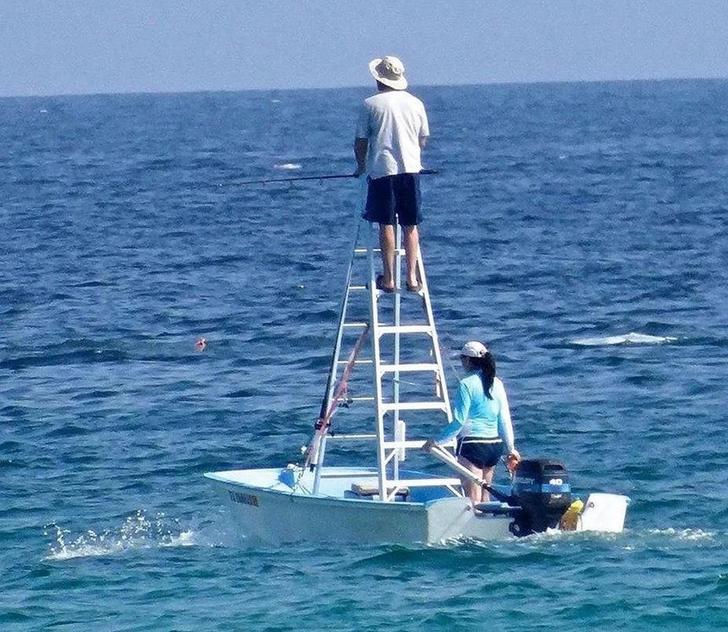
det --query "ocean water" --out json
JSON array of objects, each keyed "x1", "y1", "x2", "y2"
[{"x1": 2, "y1": 80, "x2": 728, "y2": 630}]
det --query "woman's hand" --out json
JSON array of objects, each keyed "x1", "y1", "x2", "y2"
[
  {"x1": 422, "y1": 438, "x2": 438, "y2": 452},
  {"x1": 505, "y1": 449, "x2": 521, "y2": 473}
]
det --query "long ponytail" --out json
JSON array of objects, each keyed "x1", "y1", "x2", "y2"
[{"x1": 474, "y1": 352, "x2": 496, "y2": 399}]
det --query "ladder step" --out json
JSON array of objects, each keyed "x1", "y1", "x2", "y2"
[
  {"x1": 337, "y1": 359, "x2": 373, "y2": 365},
  {"x1": 383, "y1": 439, "x2": 456, "y2": 449},
  {"x1": 343, "y1": 322, "x2": 368, "y2": 329},
  {"x1": 348, "y1": 285, "x2": 367, "y2": 291},
  {"x1": 379, "y1": 363, "x2": 439, "y2": 374},
  {"x1": 349, "y1": 396, "x2": 375, "y2": 402},
  {"x1": 387, "y1": 478, "x2": 462, "y2": 488},
  {"x1": 381, "y1": 402, "x2": 448, "y2": 413},
  {"x1": 320, "y1": 471, "x2": 378, "y2": 479},
  {"x1": 377, "y1": 325, "x2": 433, "y2": 336},
  {"x1": 326, "y1": 433, "x2": 378, "y2": 441}
]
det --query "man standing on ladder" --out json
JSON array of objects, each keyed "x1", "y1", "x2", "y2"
[{"x1": 354, "y1": 56, "x2": 429, "y2": 293}]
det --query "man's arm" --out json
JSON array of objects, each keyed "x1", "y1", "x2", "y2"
[
  {"x1": 354, "y1": 138, "x2": 368, "y2": 176},
  {"x1": 419, "y1": 103, "x2": 430, "y2": 151}
]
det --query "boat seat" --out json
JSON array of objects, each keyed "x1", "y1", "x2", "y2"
[{"x1": 350, "y1": 482, "x2": 410, "y2": 500}]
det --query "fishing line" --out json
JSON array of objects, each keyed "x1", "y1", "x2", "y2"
[{"x1": 437, "y1": 332, "x2": 463, "y2": 383}]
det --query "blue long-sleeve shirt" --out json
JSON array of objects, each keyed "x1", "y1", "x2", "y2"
[{"x1": 435, "y1": 372, "x2": 515, "y2": 452}]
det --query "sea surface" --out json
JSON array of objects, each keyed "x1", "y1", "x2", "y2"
[{"x1": 2, "y1": 80, "x2": 727, "y2": 630}]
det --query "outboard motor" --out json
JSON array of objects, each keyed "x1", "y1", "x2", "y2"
[{"x1": 509, "y1": 459, "x2": 572, "y2": 536}]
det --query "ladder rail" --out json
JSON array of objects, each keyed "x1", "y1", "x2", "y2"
[
  {"x1": 312, "y1": 202, "x2": 365, "y2": 494},
  {"x1": 368, "y1": 221, "x2": 389, "y2": 501},
  {"x1": 416, "y1": 254, "x2": 453, "y2": 421},
  {"x1": 392, "y1": 223, "x2": 403, "y2": 480}
]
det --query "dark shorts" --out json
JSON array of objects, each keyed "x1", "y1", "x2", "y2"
[
  {"x1": 457, "y1": 438, "x2": 503, "y2": 469},
  {"x1": 363, "y1": 173, "x2": 422, "y2": 226}
]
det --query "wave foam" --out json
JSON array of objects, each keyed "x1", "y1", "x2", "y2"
[
  {"x1": 44, "y1": 510, "x2": 198, "y2": 561},
  {"x1": 571, "y1": 332, "x2": 677, "y2": 347},
  {"x1": 273, "y1": 163, "x2": 302, "y2": 171},
  {"x1": 644, "y1": 527, "x2": 717, "y2": 541}
]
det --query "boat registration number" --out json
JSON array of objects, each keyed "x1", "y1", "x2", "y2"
[{"x1": 228, "y1": 490, "x2": 260, "y2": 507}]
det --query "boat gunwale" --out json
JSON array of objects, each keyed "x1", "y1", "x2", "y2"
[{"x1": 204, "y1": 467, "x2": 474, "y2": 511}]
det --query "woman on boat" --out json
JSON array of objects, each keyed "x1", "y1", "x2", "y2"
[{"x1": 423, "y1": 341, "x2": 520, "y2": 504}]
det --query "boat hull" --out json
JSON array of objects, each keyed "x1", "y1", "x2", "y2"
[{"x1": 205, "y1": 467, "x2": 514, "y2": 544}]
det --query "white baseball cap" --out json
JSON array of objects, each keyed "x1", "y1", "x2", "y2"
[
  {"x1": 460, "y1": 341, "x2": 488, "y2": 358},
  {"x1": 369, "y1": 56, "x2": 408, "y2": 90}
]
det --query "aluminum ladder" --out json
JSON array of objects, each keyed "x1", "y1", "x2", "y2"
[{"x1": 311, "y1": 214, "x2": 459, "y2": 501}]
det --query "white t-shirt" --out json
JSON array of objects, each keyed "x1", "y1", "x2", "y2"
[{"x1": 355, "y1": 90, "x2": 429, "y2": 180}]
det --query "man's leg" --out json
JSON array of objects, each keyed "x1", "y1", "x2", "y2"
[
  {"x1": 403, "y1": 225, "x2": 420, "y2": 288},
  {"x1": 379, "y1": 224, "x2": 396, "y2": 289}
]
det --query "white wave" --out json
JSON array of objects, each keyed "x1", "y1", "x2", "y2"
[
  {"x1": 644, "y1": 527, "x2": 716, "y2": 541},
  {"x1": 273, "y1": 162, "x2": 302, "y2": 171},
  {"x1": 44, "y1": 510, "x2": 198, "y2": 561},
  {"x1": 571, "y1": 332, "x2": 678, "y2": 347}
]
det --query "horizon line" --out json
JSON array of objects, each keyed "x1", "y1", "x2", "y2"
[{"x1": 2, "y1": 74, "x2": 727, "y2": 101}]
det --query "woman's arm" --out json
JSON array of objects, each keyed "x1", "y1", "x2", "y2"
[
  {"x1": 433, "y1": 380, "x2": 470, "y2": 444},
  {"x1": 495, "y1": 379, "x2": 516, "y2": 453}
]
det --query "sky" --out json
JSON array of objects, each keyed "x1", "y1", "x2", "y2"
[{"x1": 2, "y1": 0, "x2": 728, "y2": 97}]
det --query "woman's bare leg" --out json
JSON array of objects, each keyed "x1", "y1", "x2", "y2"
[
  {"x1": 480, "y1": 466, "x2": 496, "y2": 501},
  {"x1": 458, "y1": 456, "x2": 483, "y2": 504}
]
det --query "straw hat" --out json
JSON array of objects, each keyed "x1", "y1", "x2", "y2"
[{"x1": 368, "y1": 56, "x2": 408, "y2": 90}]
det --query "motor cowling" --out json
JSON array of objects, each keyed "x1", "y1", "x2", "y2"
[{"x1": 509, "y1": 459, "x2": 572, "y2": 536}]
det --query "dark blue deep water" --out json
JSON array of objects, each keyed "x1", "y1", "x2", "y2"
[{"x1": 2, "y1": 80, "x2": 728, "y2": 630}]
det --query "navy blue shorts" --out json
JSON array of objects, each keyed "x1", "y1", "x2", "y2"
[
  {"x1": 457, "y1": 438, "x2": 503, "y2": 468},
  {"x1": 363, "y1": 173, "x2": 422, "y2": 226}
]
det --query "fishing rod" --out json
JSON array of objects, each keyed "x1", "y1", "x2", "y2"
[
  {"x1": 226, "y1": 169, "x2": 439, "y2": 186},
  {"x1": 303, "y1": 325, "x2": 370, "y2": 472}
]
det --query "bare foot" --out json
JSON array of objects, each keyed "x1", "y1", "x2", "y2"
[{"x1": 375, "y1": 275, "x2": 395, "y2": 293}]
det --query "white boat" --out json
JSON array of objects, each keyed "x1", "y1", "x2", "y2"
[
  {"x1": 206, "y1": 466, "x2": 515, "y2": 544},
  {"x1": 206, "y1": 208, "x2": 629, "y2": 545}
]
